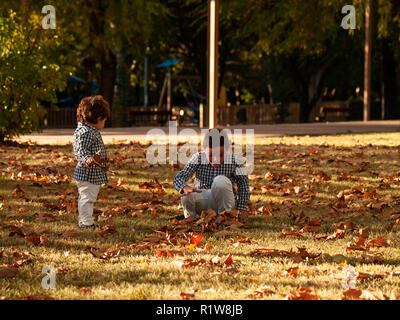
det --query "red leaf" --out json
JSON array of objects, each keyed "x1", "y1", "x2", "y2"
[
  {"x1": 190, "y1": 234, "x2": 205, "y2": 245},
  {"x1": 223, "y1": 254, "x2": 233, "y2": 265},
  {"x1": 180, "y1": 291, "x2": 196, "y2": 300}
]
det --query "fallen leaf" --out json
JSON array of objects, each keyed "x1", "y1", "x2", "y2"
[
  {"x1": 284, "y1": 287, "x2": 318, "y2": 300},
  {"x1": 25, "y1": 294, "x2": 55, "y2": 300},
  {"x1": 357, "y1": 272, "x2": 385, "y2": 281},
  {"x1": 247, "y1": 285, "x2": 274, "y2": 298},
  {"x1": 180, "y1": 290, "x2": 197, "y2": 300},
  {"x1": 214, "y1": 230, "x2": 232, "y2": 238},
  {"x1": 97, "y1": 225, "x2": 117, "y2": 237},
  {"x1": 367, "y1": 236, "x2": 390, "y2": 248},
  {"x1": 282, "y1": 266, "x2": 299, "y2": 276},
  {"x1": 58, "y1": 230, "x2": 77, "y2": 239},
  {"x1": 190, "y1": 234, "x2": 205, "y2": 245},
  {"x1": 0, "y1": 266, "x2": 18, "y2": 278},
  {"x1": 223, "y1": 254, "x2": 233, "y2": 265},
  {"x1": 79, "y1": 287, "x2": 92, "y2": 296},
  {"x1": 341, "y1": 288, "x2": 388, "y2": 300}
]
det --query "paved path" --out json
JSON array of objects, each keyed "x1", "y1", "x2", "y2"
[{"x1": 16, "y1": 120, "x2": 400, "y2": 145}]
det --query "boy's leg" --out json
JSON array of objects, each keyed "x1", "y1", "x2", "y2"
[
  {"x1": 76, "y1": 181, "x2": 101, "y2": 226},
  {"x1": 180, "y1": 189, "x2": 212, "y2": 218},
  {"x1": 210, "y1": 175, "x2": 235, "y2": 213}
]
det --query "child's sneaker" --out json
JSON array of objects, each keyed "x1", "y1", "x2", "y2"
[
  {"x1": 78, "y1": 221, "x2": 99, "y2": 229},
  {"x1": 169, "y1": 214, "x2": 185, "y2": 222}
]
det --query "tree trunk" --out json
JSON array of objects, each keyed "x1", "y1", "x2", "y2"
[
  {"x1": 99, "y1": 49, "x2": 117, "y2": 108},
  {"x1": 86, "y1": 0, "x2": 117, "y2": 115},
  {"x1": 381, "y1": 40, "x2": 398, "y2": 119},
  {"x1": 290, "y1": 57, "x2": 329, "y2": 123},
  {"x1": 363, "y1": 0, "x2": 373, "y2": 121},
  {"x1": 299, "y1": 97, "x2": 311, "y2": 123}
]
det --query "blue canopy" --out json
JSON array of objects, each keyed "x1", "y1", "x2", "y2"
[
  {"x1": 67, "y1": 76, "x2": 86, "y2": 84},
  {"x1": 157, "y1": 58, "x2": 181, "y2": 68}
]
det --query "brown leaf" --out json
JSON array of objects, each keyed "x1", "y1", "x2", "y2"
[
  {"x1": 357, "y1": 272, "x2": 385, "y2": 281},
  {"x1": 25, "y1": 294, "x2": 55, "y2": 300},
  {"x1": 25, "y1": 233, "x2": 47, "y2": 246},
  {"x1": 362, "y1": 252, "x2": 383, "y2": 264},
  {"x1": 230, "y1": 235, "x2": 252, "y2": 246},
  {"x1": 279, "y1": 231, "x2": 303, "y2": 238},
  {"x1": 156, "y1": 250, "x2": 182, "y2": 258},
  {"x1": 250, "y1": 248, "x2": 291, "y2": 258},
  {"x1": 367, "y1": 236, "x2": 390, "y2": 248},
  {"x1": 58, "y1": 230, "x2": 77, "y2": 239},
  {"x1": 341, "y1": 289, "x2": 388, "y2": 300},
  {"x1": 55, "y1": 266, "x2": 69, "y2": 274},
  {"x1": 247, "y1": 285, "x2": 274, "y2": 298},
  {"x1": 282, "y1": 266, "x2": 299, "y2": 276},
  {"x1": 79, "y1": 287, "x2": 92, "y2": 296},
  {"x1": 284, "y1": 287, "x2": 318, "y2": 300},
  {"x1": 174, "y1": 258, "x2": 207, "y2": 269},
  {"x1": 86, "y1": 246, "x2": 121, "y2": 260},
  {"x1": 0, "y1": 266, "x2": 18, "y2": 278},
  {"x1": 11, "y1": 248, "x2": 33, "y2": 267},
  {"x1": 97, "y1": 225, "x2": 117, "y2": 237},
  {"x1": 214, "y1": 230, "x2": 232, "y2": 238},
  {"x1": 291, "y1": 247, "x2": 320, "y2": 262}
]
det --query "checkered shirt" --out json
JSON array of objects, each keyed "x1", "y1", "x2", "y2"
[
  {"x1": 72, "y1": 122, "x2": 108, "y2": 185},
  {"x1": 173, "y1": 151, "x2": 250, "y2": 210}
]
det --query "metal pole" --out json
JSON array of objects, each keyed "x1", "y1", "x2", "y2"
[
  {"x1": 363, "y1": 0, "x2": 372, "y2": 121},
  {"x1": 167, "y1": 72, "x2": 171, "y2": 113},
  {"x1": 199, "y1": 103, "x2": 204, "y2": 128},
  {"x1": 144, "y1": 47, "x2": 148, "y2": 108},
  {"x1": 207, "y1": 0, "x2": 219, "y2": 129}
]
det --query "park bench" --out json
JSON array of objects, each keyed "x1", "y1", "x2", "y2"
[
  {"x1": 319, "y1": 105, "x2": 351, "y2": 122},
  {"x1": 126, "y1": 108, "x2": 172, "y2": 126}
]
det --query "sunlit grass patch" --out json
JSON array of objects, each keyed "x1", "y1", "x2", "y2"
[{"x1": 1, "y1": 133, "x2": 400, "y2": 300}]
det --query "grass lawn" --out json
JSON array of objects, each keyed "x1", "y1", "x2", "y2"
[{"x1": 1, "y1": 132, "x2": 400, "y2": 300}]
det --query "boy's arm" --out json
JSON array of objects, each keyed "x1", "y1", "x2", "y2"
[
  {"x1": 234, "y1": 158, "x2": 250, "y2": 211},
  {"x1": 173, "y1": 153, "x2": 200, "y2": 193},
  {"x1": 75, "y1": 131, "x2": 93, "y2": 164}
]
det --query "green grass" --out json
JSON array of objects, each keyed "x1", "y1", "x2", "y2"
[{"x1": 1, "y1": 132, "x2": 400, "y2": 300}]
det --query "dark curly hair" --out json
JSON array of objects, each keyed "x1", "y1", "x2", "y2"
[
  {"x1": 202, "y1": 127, "x2": 231, "y2": 149},
  {"x1": 76, "y1": 95, "x2": 110, "y2": 124}
]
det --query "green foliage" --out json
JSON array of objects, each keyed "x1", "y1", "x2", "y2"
[{"x1": 0, "y1": 10, "x2": 68, "y2": 140}]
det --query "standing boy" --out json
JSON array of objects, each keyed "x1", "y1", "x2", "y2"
[
  {"x1": 173, "y1": 128, "x2": 250, "y2": 219},
  {"x1": 72, "y1": 96, "x2": 110, "y2": 228}
]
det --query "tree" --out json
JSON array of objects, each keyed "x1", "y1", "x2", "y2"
[
  {"x1": 0, "y1": 10, "x2": 68, "y2": 141},
  {"x1": 226, "y1": 0, "x2": 361, "y2": 122},
  {"x1": 376, "y1": 0, "x2": 400, "y2": 119}
]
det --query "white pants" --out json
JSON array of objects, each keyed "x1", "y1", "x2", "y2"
[
  {"x1": 181, "y1": 175, "x2": 236, "y2": 218},
  {"x1": 76, "y1": 181, "x2": 101, "y2": 225}
]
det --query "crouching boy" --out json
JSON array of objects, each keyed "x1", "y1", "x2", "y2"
[{"x1": 173, "y1": 128, "x2": 250, "y2": 219}]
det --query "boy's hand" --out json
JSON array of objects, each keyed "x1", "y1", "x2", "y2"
[
  {"x1": 85, "y1": 157, "x2": 103, "y2": 168},
  {"x1": 180, "y1": 185, "x2": 202, "y2": 197},
  {"x1": 85, "y1": 151, "x2": 107, "y2": 171},
  {"x1": 94, "y1": 151, "x2": 106, "y2": 166}
]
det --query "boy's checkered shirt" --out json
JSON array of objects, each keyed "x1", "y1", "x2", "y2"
[
  {"x1": 72, "y1": 122, "x2": 108, "y2": 185},
  {"x1": 173, "y1": 151, "x2": 250, "y2": 210}
]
